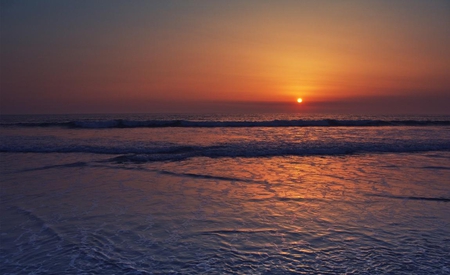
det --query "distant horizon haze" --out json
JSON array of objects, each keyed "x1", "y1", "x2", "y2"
[{"x1": 1, "y1": 94, "x2": 450, "y2": 116}]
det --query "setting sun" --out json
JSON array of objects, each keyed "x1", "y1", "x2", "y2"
[{"x1": 297, "y1": 98, "x2": 303, "y2": 103}]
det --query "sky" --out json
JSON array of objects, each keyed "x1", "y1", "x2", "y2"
[{"x1": 1, "y1": 0, "x2": 449, "y2": 114}]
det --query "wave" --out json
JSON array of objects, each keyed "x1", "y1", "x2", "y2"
[
  {"x1": 2, "y1": 141, "x2": 449, "y2": 161},
  {"x1": 366, "y1": 194, "x2": 450, "y2": 202},
  {"x1": 1, "y1": 119, "x2": 450, "y2": 129}
]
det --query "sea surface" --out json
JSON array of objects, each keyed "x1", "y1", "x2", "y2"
[{"x1": 1, "y1": 113, "x2": 449, "y2": 274}]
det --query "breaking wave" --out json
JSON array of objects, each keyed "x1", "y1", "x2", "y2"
[
  {"x1": 1, "y1": 119, "x2": 450, "y2": 129},
  {"x1": 1, "y1": 141, "x2": 450, "y2": 161}
]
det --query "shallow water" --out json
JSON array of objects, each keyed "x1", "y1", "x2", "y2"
[
  {"x1": 2, "y1": 152, "x2": 450, "y2": 274},
  {"x1": 1, "y1": 114, "x2": 450, "y2": 274}
]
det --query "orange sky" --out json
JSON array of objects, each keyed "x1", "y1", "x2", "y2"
[{"x1": 1, "y1": 0, "x2": 449, "y2": 114}]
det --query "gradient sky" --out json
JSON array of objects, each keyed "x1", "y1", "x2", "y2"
[{"x1": 1, "y1": 0, "x2": 449, "y2": 114}]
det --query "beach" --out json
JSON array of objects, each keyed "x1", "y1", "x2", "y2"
[{"x1": 1, "y1": 114, "x2": 449, "y2": 274}]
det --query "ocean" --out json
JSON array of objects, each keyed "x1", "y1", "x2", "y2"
[{"x1": 1, "y1": 113, "x2": 449, "y2": 274}]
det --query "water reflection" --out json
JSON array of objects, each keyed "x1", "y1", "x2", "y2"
[{"x1": 1, "y1": 152, "x2": 449, "y2": 273}]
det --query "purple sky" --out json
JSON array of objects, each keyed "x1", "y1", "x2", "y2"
[{"x1": 1, "y1": 0, "x2": 449, "y2": 114}]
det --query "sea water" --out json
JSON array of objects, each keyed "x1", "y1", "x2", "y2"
[{"x1": 1, "y1": 113, "x2": 449, "y2": 274}]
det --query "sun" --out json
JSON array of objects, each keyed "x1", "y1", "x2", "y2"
[{"x1": 297, "y1": 98, "x2": 303, "y2": 103}]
